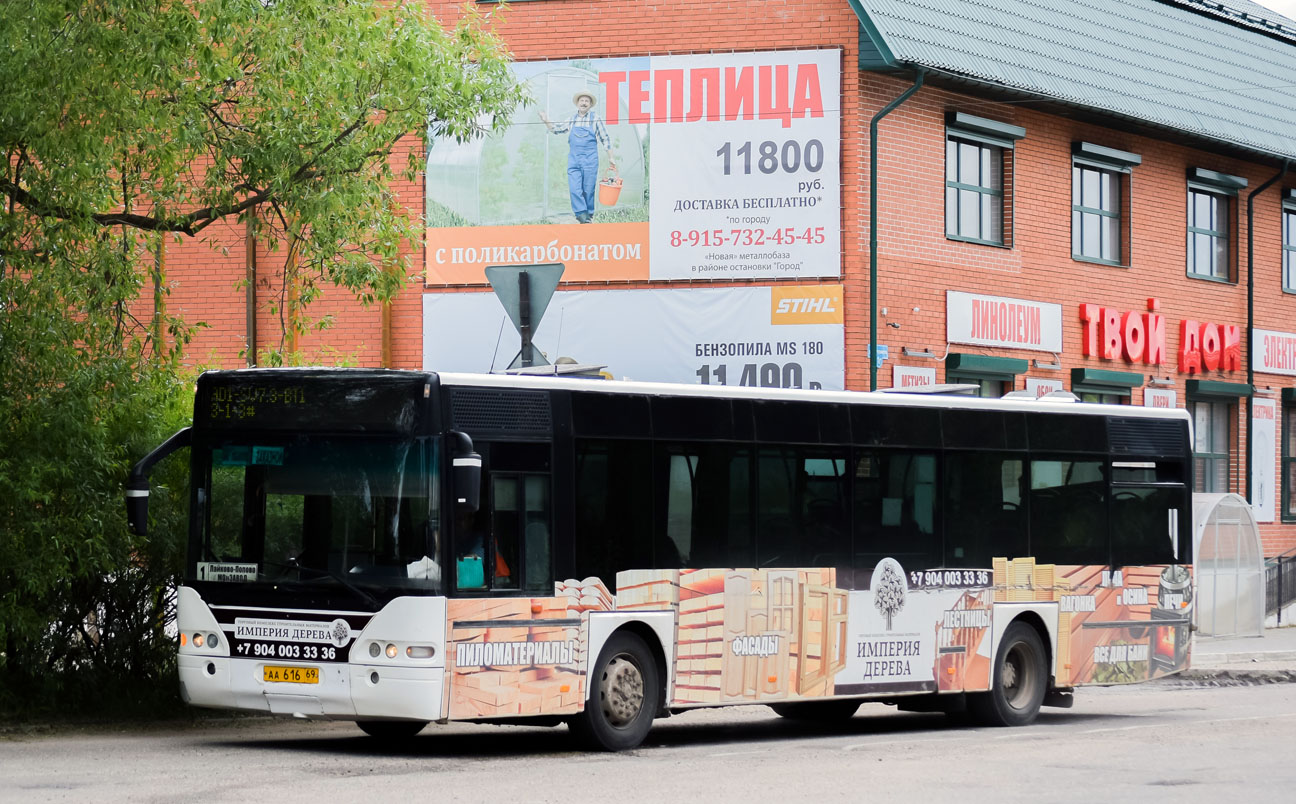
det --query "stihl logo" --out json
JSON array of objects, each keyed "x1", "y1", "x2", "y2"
[
  {"x1": 776, "y1": 297, "x2": 836, "y2": 314},
  {"x1": 770, "y1": 285, "x2": 844, "y2": 325}
]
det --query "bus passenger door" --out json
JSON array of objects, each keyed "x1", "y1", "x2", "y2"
[
  {"x1": 455, "y1": 471, "x2": 551, "y2": 593},
  {"x1": 489, "y1": 473, "x2": 552, "y2": 593}
]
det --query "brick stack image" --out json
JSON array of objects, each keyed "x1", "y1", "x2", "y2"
[
  {"x1": 557, "y1": 576, "x2": 615, "y2": 616},
  {"x1": 615, "y1": 569, "x2": 682, "y2": 611},
  {"x1": 675, "y1": 569, "x2": 728, "y2": 704},
  {"x1": 935, "y1": 589, "x2": 993, "y2": 692},
  {"x1": 445, "y1": 594, "x2": 592, "y2": 719}
]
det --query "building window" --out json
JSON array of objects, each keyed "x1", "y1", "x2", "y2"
[
  {"x1": 1073, "y1": 164, "x2": 1120, "y2": 263},
  {"x1": 1187, "y1": 187, "x2": 1229, "y2": 279},
  {"x1": 1283, "y1": 199, "x2": 1296, "y2": 293},
  {"x1": 943, "y1": 112, "x2": 1024, "y2": 248},
  {"x1": 1071, "y1": 143, "x2": 1139, "y2": 267},
  {"x1": 1185, "y1": 168, "x2": 1246, "y2": 282},
  {"x1": 1191, "y1": 399, "x2": 1232, "y2": 493},
  {"x1": 949, "y1": 375, "x2": 1009, "y2": 398},
  {"x1": 946, "y1": 354, "x2": 1028, "y2": 399},
  {"x1": 1073, "y1": 164, "x2": 1121, "y2": 264},
  {"x1": 1078, "y1": 391, "x2": 1125, "y2": 405},
  {"x1": 946, "y1": 138, "x2": 1003, "y2": 245},
  {"x1": 1071, "y1": 368, "x2": 1140, "y2": 406},
  {"x1": 1284, "y1": 394, "x2": 1296, "y2": 522}
]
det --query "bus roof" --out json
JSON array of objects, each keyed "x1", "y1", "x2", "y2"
[{"x1": 435, "y1": 371, "x2": 1192, "y2": 424}]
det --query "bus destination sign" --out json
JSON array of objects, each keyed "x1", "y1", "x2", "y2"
[
  {"x1": 196, "y1": 562, "x2": 257, "y2": 582},
  {"x1": 208, "y1": 384, "x2": 307, "y2": 423}
]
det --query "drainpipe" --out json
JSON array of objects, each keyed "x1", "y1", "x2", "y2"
[
  {"x1": 1245, "y1": 159, "x2": 1288, "y2": 502},
  {"x1": 870, "y1": 69, "x2": 925, "y2": 391},
  {"x1": 245, "y1": 212, "x2": 257, "y2": 367}
]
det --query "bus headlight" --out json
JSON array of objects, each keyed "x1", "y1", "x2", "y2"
[
  {"x1": 193, "y1": 633, "x2": 205, "y2": 648},
  {"x1": 385, "y1": 643, "x2": 398, "y2": 659},
  {"x1": 406, "y1": 646, "x2": 436, "y2": 659},
  {"x1": 369, "y1": 642, "x2": 381, "y2": 658}
]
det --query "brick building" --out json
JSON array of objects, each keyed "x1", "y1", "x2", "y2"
[{"x1": 157, "y1": 0, "x2": 1296, "y2": 555}]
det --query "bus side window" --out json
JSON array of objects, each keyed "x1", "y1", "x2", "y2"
[
  {"x1": 1029, "y1": 459, "x2": 1107, "y2": 565},
  {"x1": 854, "y1": 451, "x2": 938, "y2": 571},
  {"x1": 944, "y1": 452, "x2": 1027, "y2": 567},
  {"x1": 660, "y1": 444, "x2": 753, "y2": 570},
  {"x1": 664, "y1": 453, "x2": 696, "y2": 565},
  {"x1": 1112, "y1": 485, "x2": 1186, "y2": 566},
  {"x1": 574, "y1": 439, "x2": 653, "y2": 589},
  {"x1": 756, "y1": 448, "x2": 796, "y2": 567},
  {"x1": 756, "y1": 446, "x2": 847, "y2": 568}
]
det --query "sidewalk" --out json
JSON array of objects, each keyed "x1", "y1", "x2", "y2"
[{"x1": 1186, "y1": 626, "x2": 1296, "y2": 680}]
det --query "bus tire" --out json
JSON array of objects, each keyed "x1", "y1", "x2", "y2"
[
  {"x1": 571, "y1": 630, "x2": 660, "y2": 752},
  {"x1": 356, "y1": 720, "x2": 427, "y2": 739},
  {"x1": 769, "y1": 699, "x2": 860, "y2": 721},
  {"x1": 969, "y1": 621, "x2": 1047, "y2": 727}
]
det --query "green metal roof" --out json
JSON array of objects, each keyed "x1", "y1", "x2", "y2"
[
  {"x1": 1186, "y1": 378, "x2": 1253, "y2": 397},
  {"x1": 947, "y1": 353, "x2": 1029, "y2": 378},
  {"x1": 850, "y1": 0, "x2": 1296, "y2": 161},
  {"x1": 1072, "y1": 368, "x2": 1146, "y2": 389}
]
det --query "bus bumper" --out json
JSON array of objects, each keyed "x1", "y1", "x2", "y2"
[{"x1": 179, "y1": 656, "x2": 445, "y2": 722}]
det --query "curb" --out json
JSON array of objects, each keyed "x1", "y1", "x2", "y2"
[
  {"x1": 1192, "y1": 650, "x2": 1296, "y2": 667},
  {"x1": 1177, "y1": 668, "x2": 1296, "y2": 685}
]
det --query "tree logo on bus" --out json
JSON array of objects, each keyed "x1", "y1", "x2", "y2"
[
  {"x1": 872, "y1": 558, "x2": 907, "y2": 631},
  {"x1": 330, "y1": 619, "x2": 351, "y2": 647}
]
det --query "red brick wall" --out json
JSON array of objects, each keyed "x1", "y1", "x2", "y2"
[
  {"x1": 156, "y1": 0, "x2": 1296, "y2": 554},
  {"x1": 856, "y1": 75, "x2": 1295, "y2": 554}
]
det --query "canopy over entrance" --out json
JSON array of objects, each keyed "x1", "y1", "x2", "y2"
[{"x1": 1193, "y1": 493, "x2": 1264, "y2": 638}]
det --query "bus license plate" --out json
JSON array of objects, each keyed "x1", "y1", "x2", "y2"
[{"x1": 263, "y1": 665, "x2": 319, "y2": 684}]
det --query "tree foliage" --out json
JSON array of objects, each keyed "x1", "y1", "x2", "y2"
[{"x1": 0, "y1": 0, "x2": 522, "y2": 716}]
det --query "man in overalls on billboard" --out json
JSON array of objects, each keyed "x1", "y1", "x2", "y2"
[{"x1": 540, "y1": 91, "x2": 615, "y2": 223}]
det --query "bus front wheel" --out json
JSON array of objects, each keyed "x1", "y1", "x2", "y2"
[
  {"x1": 356, "y1": 720, "x2": 427, "y2": 739},
  {"x1": 571, "y1": 630, "x2": 661, "y2": 751},
  {"x1": 969, "y1": 621, "x2": 1047, "y2": 727}
]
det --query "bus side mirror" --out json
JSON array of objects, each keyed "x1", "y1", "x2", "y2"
[
  {"x1": 449, "y1": 430, "x2": 481, "y2": 512},
  {"x1": 126, "y1": 477, "x2": 150, "y2": 536},
  {"x1": 123, "y1": 427, "x2": 191, "y2": 538},
  {"x1": 453, "y1": 454, "x2": 482, "y2": 512}
]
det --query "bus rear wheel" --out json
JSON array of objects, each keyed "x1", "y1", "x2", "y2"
[
  {"x1": 570, "y1": 630, "x2": 661, "y2": 751},
  {"x1": 769, "y1": 699, "x2": 861, "y2": 721},
  {"x1": 969, "y1": 621, "x2": 1047, "y2": 727},
  {"x1": 356, "y1": 720, "x2": 427, "y2": 739}
]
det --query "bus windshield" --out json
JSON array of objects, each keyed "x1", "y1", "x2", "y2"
[{"x1": 191, "y1": 436, "x2": 442, "y2": 596}]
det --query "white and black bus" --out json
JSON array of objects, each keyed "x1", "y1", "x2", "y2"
[{"x1": 128, "y1": 369, "x2": 1193, "y2": 750}]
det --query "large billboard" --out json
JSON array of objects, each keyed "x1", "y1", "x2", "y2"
[
  {"x1": 425, "y1": 49, "x2": 842, "y2": 284},
  {"x1": 422, "y1": 284, "x2": 845, "y2": 390}
]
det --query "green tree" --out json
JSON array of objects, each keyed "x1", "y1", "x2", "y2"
[{"x1": 0, "y1": 0, "x2": 523, "y2": 716}]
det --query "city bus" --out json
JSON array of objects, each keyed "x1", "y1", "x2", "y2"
[{"x1": 126, "y1": 368, "x2": 1194, "y2": 751}]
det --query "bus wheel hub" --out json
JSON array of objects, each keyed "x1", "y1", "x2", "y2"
[{"x1": 601, "y1": 655, "x2": 644, "y2": 727}]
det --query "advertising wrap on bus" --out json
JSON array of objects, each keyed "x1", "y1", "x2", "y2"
[{"x1": 440, "y1": 559, "x2": 1190, "y2": 720}]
